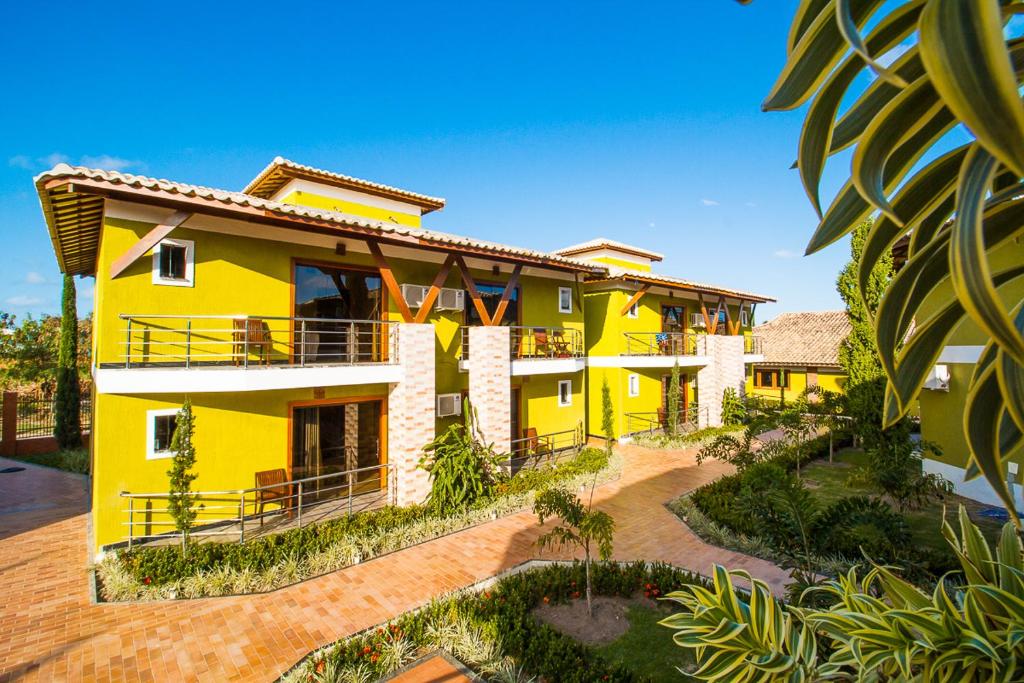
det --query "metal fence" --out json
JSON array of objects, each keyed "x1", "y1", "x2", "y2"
[
  {"x1": 744, "y1": 335, "x2": 764, "y2": 354},
  {"x1": 459, "y1": 325, "x2": 584, "y2": 361},
  {"x1": 115, "y1": 315, "x2": 398, "y2": 368},
  {"x1": 621, "y1": 331, "x2": 698, "y2": 356},
  {"x1": 624, "y1": 404, "x2": 704, "y2": 437},
  {"x1": 12, "y1": 391, "x2": 92, "y2": 438},
  {"x1": 120, "y1": 463, "x2": 396, "y2": 547},
  {"x1": 504, "y1": 424, "x2": 585, "y2": 474}
]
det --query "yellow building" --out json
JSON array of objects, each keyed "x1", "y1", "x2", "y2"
[
  {"x1": 745, "y1": 311, "x2": 850, "y2": 402},
  {"x1": 35, "y1": 159, "x2": 773, "y2": 555}
]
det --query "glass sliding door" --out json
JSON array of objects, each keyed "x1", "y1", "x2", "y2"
[
  {"x1": 291, "y1": 400, "x2": 384, "y2": 500},
  {"x1": 293, "y1": 263, "x2": 384, "y2": 364}
]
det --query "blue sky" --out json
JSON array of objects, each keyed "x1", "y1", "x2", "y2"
[{"x1": 1, "y1": 0, "x2": 852, "y2": 322}]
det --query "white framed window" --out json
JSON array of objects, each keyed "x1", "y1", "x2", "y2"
[
  {"x1": 558, "y1": 287, "x2": 573, "y2": 313},
  {"x1": 627, "y1": 301, "x2": 639, "y2": 318},
  {"x1": 152, "y1": 238, "x2": 195, "y2": 287},
  {"x1": 146, "y1": 408, "x2": 179, "y2": 460},
  {"x1": 740, "y1": 307, "x2": 749, "y2": 327},
  {"x1": 557, "y1": 379, "x2": 573, "y2": 407},
  {"x1": 628, "y1": 373, "x2": 640, "y2": 397}
]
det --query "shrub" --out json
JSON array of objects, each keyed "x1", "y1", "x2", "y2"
[
  {"x1": 419, "y1": 399, "x2": 504, "y2": 513},
  {"x1": 812, "y1": 496, "x2": 910, "y2": 561},
  {"x1": 54, "y1": 274, "x2": 81, "y2": 450},
  {"x1": 720, "y1": 387, "x2": 744, "y2": 426},
  {"x1": 167, "y1": 399, "x2": 198, "y2": 551}
]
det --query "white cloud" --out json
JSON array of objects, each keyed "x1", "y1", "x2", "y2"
[
  {"x1": 24, "y1": 271, "x2": 46, "y2": 284},
  {"x1": 5, "y1": 295, "x2": 43, "y2": 307},
  {"x1": 39, "y1": 152, "x2": 70, "y2": 167},
  {"x1": 79, "y1": 154, "x2": 144, "y2": 172},
  {"x1": 773, "y1": 249, "x2": 798, "y2": 259},
  {"x1": 648, "y1": 222, "x2": 656, "y2": 228},
  {"x1": 700, "y1": 198, "x2": 720, "y2": 206},
  {"x1": 8, "y1": 155, "x2": 33, "y2": 169}
]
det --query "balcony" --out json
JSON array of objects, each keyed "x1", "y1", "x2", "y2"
[
  {"x1": 459, "y1": 325, "x2": 586, "y2": 376},
  {"x1": 744, "y1": 335, "x2": 765, "y2": 361},
  {"x1": 623, "y1": 404, "x2": 705, "y2": 437},
  {"x1": 588, "y1": 331, "x2": 707, "y2": 369},
  {"x1": 94, "y1": 315, "x2": 402, "y2": 394}
]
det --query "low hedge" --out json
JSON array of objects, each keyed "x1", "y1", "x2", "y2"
[
  {"x1": 105, "y1": 447, "x2": 619, "y2": 599},
  {"x1": 282, "y1": 561, "x2": 709, "y2": 683}
]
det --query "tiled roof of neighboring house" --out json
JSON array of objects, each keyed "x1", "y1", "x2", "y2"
[
  {"x1": 588, "y1": 266, "x2": 776, "y2": 304},
  {"x1": 243, "y1": 157, "x2": 446, "y2": 212},
  {"x1": 33, "y1": 164, "x2": 604, "y2": 276},
  {"x1": 755, "y1": 310, "x2": 851, "y2": 368},
  {"x1": 553, "y1": 238, "x2": 664, "y2": 261}
]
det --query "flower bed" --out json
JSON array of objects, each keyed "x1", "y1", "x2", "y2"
[
  {"x1": 630, "y1": 425, "x2": 743, "y2": 450},
  {"x1": 98, "y1": 448, "x2": 621, "y2": 601},
  {"x1": 280, "y1": 561, "x2": 707, "y2": 683}
]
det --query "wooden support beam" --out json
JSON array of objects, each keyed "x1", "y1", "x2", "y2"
[
  {"x1": 722, "y1": 297, "x2": 735, "y2": 335},
  {"x1": 620, "y1": 284, "x2": 650, "y2": 316},
  {"x1": 491, "y1": 264, "x2": 522, "y2": 326},
  {"x1": 709, "y1": 296, "x2": 726, "y2": 335},
  {"x1": 366, "y1": 241, "x2": 415, "y2": 323},
  {"x1": 729, "y1": 299, "x2": 747, "y2": 336},
  {"x1": 698, "y1": 293, "x2": 713, "y2": 331},
  {"x1": 413, "y1": 253, "x2": 456, "y2": 324},
  {"x1": 453, "y1": 255, "x2": 492, "y2": 326},
  {"x1": 109, "y1": 211, "x2": 192, "y2": 279}
]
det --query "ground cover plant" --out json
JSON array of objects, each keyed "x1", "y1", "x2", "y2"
[
  {"x1": 280, "y1": 561, "x2": 704, "y2": 683},
  {"x1": 98, "y1": 447, "x2": 619, "y2": 601},
  {"x1": 631, "y1": 424, "x2": 743, "y2": 450},
  {"x1": 8, "y1": 447, "x2": 89, "y2": 474}
]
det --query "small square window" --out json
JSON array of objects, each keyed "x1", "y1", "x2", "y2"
[
  {"x1": 152, "y1": 239, "x2": 194, "y2": 287},
  {"x1": 147, "y1": 408, "x2": 179, "y2": 459},
  {"x1": 628, "y1": 374, "x2": 640, "y2": 397},
  {"x1": 558, "y1": 287, "x2": 573, "y2": 313},
  {"x1": 627, "y1": 302, "x2": 639, "y2": 318},
  {"x1": 557, "y1": 379, "x2": 572, "y2": 407}
]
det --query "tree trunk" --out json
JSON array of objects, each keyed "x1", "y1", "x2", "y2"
[{"x1": 585, "y1": 545, "x2": 593, "y2": 618}]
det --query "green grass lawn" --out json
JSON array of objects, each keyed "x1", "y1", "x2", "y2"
[
  {"x1": 802, "y1": 448, "x2": 1005, "y2": 552},
  {"x1": 597, "y1": 603, "x2": 697, "y2": 682},
  {"x1": 8, "y1": 448, "x2": 89, "y2": 474}
]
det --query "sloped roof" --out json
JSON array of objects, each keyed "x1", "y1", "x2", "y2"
[
  {"x1": 755, "y1": 310, "x2": 850, "y2": 368},
  {"x1": 588, "y1": 266, "x2": 775, "y2": 304},
  {"x1": 33, "y1": 164, "x2": 602, "y2": 276},
  {"x1": 243, "y1": 157, "x2": 446, "y2": 212},
  {"x1": 553, "y1": 238, "x2": 664, "y2": 261}
]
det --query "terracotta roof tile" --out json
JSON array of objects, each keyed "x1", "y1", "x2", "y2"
[{"x1": 754, "y1": 310, "x2": 850, "y2": 367}]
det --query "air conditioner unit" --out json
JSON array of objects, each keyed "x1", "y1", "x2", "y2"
[
  {"x1": 436, "y1": 288, "x2": 465, "y2": 311},
  {"x1": 400, "y1": 284, "x2": 429, "y2": 308},
  {"x1": 923, "y1": 364, "x2": 950, "y2": 391},
  {"x1": 690, "y1": 313, "x2": 706, "y2": 328},
  {"x1": 436, "y1": 393, "x2": 462, "y2": 417}
]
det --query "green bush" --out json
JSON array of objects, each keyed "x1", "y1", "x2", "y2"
[
  {"x1": 286, "y1": 561, "x2": 710, "y2": 683},
  {"x1": 419, "y1": 399, "x2": 504, "y2": 512},
  {"x1": 119, "y1": 447, "x2": 614, "y2": 588},
  {"x1": 813, "y1": 496, "x2": 910, "y2": 561}
]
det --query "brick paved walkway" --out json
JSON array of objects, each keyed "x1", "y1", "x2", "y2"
[{"x1": 0, "y1": 445, "x2": 789, "y2": 682}]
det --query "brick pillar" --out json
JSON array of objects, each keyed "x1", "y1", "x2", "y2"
[
  {"x1": 387, "y1": 323, "x2": 436, "y2": 506},
  {"x1": 0, "y1": 391, "x2": 16, "y2": 456},
  {"x1": 467, "y1": 326, "x2": 512, "y2": 455},
  {"x1": 696, "y1": 335, "x2": 745, "y2": 428}
]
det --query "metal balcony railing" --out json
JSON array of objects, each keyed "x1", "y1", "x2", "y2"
[
  {"x1": 460, "y1": 325, "x2": 584, "y2": 361},
  {"x1": 621, "y1": 331, "x2": 698, "y2": 356},
  {"x1": 120, "y1": 463, "x2": 395, "y2": 547},
  {"x1": 503, "y1": 424, "x2": 585, "y2": 474},
  {"x1": 115, "y1": 315, "x2": 398, "y2": 369},
  {"x1": 744, "y1": 335, "x2": 764, "y2": 355},
  {"x1": 624, "y1": 404, "x2": 704, "y2": 436}
]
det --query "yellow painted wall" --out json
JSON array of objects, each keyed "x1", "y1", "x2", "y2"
[
  {"x1": 587, "y1": 255, "x2": 653, "y2": 272},
  {"x1": 91, "y1": 383, "x2": 388, "y2": 550},
  {"x1": 745, "y1": 367, "x2": 846, "y2": 400},
  {"x1": 521, "y1": 374, "x2": 585, "y2": 444},
  {"x1": 278, "y1": 189, "x2": 422, "y2": 227}
]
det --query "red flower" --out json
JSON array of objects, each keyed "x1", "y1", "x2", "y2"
[
  {"x1": 370, "y1": 653, "x2": 379, "y2": 663},
  {"x1": 543, "y1": 596, "x2": 550, "y2": 604},
  {"x1": 143, "y1": 577, "x2": 152, "y2": 585},
  {"x1": 314, "y1": 660, "x2": 324, "y2": 673},
  {"x1": 362, "y1": 645, "x2": 372, "y2": 655},
  {"x1": 645, "y1": 583, "x2": 652, "y2": 590}
]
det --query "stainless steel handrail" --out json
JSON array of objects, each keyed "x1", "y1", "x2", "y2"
[
  {"x1": 120, "y1": 462, "x2": 395, "y2": 547},
  {"x1": 460, "y1": 325, "x2": 585, "y2": 360},
  {"x1": 621, "y1": 331, "x2": 698, "y2": 356}
]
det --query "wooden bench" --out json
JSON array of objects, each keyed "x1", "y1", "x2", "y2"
[{"x1": 254, "y1": 468, "x2": 291, "y2": 525}]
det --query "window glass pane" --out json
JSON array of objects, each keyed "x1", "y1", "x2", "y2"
[
  {"x1": 662, "y1": 306, "x2": 686, "y2": 332},
  {"x1": 559, "y1": 381, "x2": 570, "y2": 404},
  {"x1": 154, "y1": 415, "x2": 177, "y2": 452},
  {"x1": 465, "y1": 283, "x2": 519, "y2": 326},
  {"x1": 160, "y1": 245, "x2": 186, "y2": 279},
  {"x1": 559, "y1": 288, "x2": 571, "y2": 311},
  {"x1": 294, "y1": 265, "x2": 383, "y2": 320}
]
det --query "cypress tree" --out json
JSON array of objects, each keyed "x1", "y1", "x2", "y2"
[
  {"x1": 168, "y1": 399, "x2": 199, "y2": 554},
  {"x1": 601, "y1": 376, "x2": 614, "y2": 456},
  {"x1": 54, "y1": 274, "x2": 81, "y2": 449},
  {"x1": 667, "y1": 360, "x2": 682, "y2": 436}
]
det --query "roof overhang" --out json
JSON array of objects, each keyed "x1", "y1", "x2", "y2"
[
  {"x1": 584, "y1": 272, "x2": 775, "y2": 304},
  {"x1": 35, "y1": 168, "x2": 604, "y2": 277},
  {"x1": 243, "y1": 157, "x2": 446, "y2": 213}
]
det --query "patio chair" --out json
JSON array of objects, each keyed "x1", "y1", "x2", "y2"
[
  {"x1": 523, "y1": 427, "x2": 552, "y2": 458},
  {"x1": 532, "y1": 330, "x2": 550, "y2": 358},
  {"x1": 255, "y1": 468, "x2": 292, "y2": 525},
  {"x1": 233, "y1": 318, "x2": 272, "y2": 366},
  {"x1": 551, "y1": 330, "x2": 572, "y2": 358}
]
